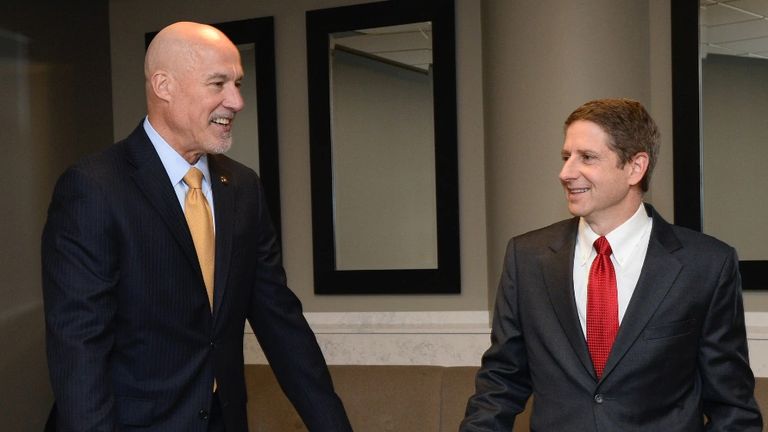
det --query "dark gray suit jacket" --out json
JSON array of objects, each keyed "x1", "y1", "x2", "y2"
[
  {"x1": 42, "y1": 123, "x2": 352, "y2": 432},
  {"x1": 461, "y1": 204, "x2": 762, "y2": 431}
]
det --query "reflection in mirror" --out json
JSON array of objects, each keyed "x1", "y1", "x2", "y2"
[
  {"x1": 700, "y1": 2, "x2": 768, "y2": 261},
  {"x1": 671, "y1": 1, "x2": 768, "y2": 289},
  {"x1": 330, "y1": 23, "x2": 437, "y2": 270},
  {"x1": 307, "y1": 0, "x2": 459, "y2": 294}
]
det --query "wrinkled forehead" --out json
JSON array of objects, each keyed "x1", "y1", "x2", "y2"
[{"x1": 181, "y1": 41, "x2": 243, "y2": 78}]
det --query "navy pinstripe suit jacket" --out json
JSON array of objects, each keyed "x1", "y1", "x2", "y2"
[{"x1": 42, "y1": 123, "x2": 351, "y2": 431}]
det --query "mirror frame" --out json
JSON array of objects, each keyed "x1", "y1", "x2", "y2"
[
  {"x1": 145, "y1": 17, "x2": 282, "y2": 240},
  {"x1": 671, "y1": 1, "x2": 765, "y2": 289},
  {"x1": 306, "y1": 0, "x2": 460, "y2": 294}
]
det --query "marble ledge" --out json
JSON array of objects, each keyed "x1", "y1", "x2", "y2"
[
  {"x1": 243, "y1": 311, "x2": 491, "y2": 366},
  {"x1": 746, "y1": 312, "x2": 768, "y2": 340},
  {"x1": 243, "y1": 311, "x2": 768, "y2": 370},
  {"x1": 284, "y1": 311, "x2": 490, "y2": 334},
  {"x1": 244, "y1": 332, "x2": 490, "y2": 366}
]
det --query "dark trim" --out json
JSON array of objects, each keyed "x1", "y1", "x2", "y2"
[
  {"x1": 145, "y1": 17, "x2": 282, "y2": 241},
  {"x1": 740, "y1": 261, "x2": 768, "y2": 291},
  {"x1": 671, "y1": 1, "x2": 766, "y2": 289},
  {"x1": 306, "y1": 0, "x2": 460, "y2": 294},
  {"x1": 670, "y1": 0, "x2": 701, "y2": 232}
]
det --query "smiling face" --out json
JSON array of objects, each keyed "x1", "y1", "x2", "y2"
[
  {"x1": 559, "y1": 120, "x2": 647, "y2": 235},
  {"x1": 145, "y1": 23, "x2": 245, "y2": 164},
  {"x1": 168, "y1": 41, "x2": 244, "y2": 159}
]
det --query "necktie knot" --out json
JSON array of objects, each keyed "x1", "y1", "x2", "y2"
[
  {"x1": 594, "y1": 236, "x2": 612, "y2": 256},
  {"x1": 183, "y1": 167, "x2": 204, "y2": 189}
]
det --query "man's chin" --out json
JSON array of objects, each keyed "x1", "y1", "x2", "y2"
[
  {"x1": 566, "y1": 203, "x2": 587, "y2": 218},
  {"x1": 207, "y1": 140, "x2": 232, "y2": 154}
]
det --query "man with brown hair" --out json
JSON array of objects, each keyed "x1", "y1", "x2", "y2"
[{"x1": 461, "y1": 98, "x2": 762, "y2": 431}]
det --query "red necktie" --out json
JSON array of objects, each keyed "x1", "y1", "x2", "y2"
[{"x1": 587, "y1": 236, "x2": 618, "y2": 379}]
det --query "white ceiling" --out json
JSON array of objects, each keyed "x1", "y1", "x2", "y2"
[
  {"x1": 701, "y1": 0, "x2": 768, "y2": 59},
  {"x1": 331, "y1": 22, "x2": 433, "y2": 71}
]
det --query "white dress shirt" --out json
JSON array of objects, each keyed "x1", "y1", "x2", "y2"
[{"x1": 573, "y1": 203, "x2": 653, "y2": 336}]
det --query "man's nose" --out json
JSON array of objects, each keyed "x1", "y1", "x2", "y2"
[
  {"x1": 559, "y1": 157, "x2": 575, "y2": 182},
  {"x1": 225, "y1": 86, "x2": 245, "y2": 112}
]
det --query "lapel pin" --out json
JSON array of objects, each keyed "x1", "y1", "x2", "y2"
[{"x1": 220, "y1": 175, "x2": 229, "y2": 185}]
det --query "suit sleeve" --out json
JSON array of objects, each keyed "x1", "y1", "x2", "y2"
[
  {"x1": 245, "y1": 176, "x2": 352, "y2": 432},
  {"x1": 699, "y1": 247, "x2": 763, "y2": 431},
  {"x1": 460, "y1": 238, "x2": 532, "y2": 431},
  {"x1": 41, "y1": 167, "x2": 119, "y2": 431}
]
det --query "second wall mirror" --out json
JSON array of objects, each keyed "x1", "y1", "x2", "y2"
[{"x1": 306, "y1": 0, "x2": 460, "y2": 294}]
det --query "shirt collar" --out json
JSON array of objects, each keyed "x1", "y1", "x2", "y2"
[
  {"x1": 143, "y1": 117, "x2": 211, "y2": 187},
  {"x1": 576, "y1": 203, "x2": 652, "y2": 268}
]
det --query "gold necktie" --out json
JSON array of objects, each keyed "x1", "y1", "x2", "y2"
[{"x1": 183, "y1": 167, "x2": 215, "y2": 311}]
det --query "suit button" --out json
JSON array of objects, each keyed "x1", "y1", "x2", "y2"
[
  {"x1": 199, "y1": 409, "x2": 209, "y2": 420},
  {"x1": 594, "y1": 394, "x2": 604, "y2": 404},
  {"x1": 210, "y1": 341, "x2": 215, "y2": 349}
]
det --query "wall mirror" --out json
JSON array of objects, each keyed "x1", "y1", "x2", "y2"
[
  {"x1": 672, "y1": 1, "x2": 767, "y2": 289},
  {"x1": 145, "y1": 17, "x2": 282, "y2": 239},
  {"x1": 306, "y1": 0, "x2": 460, "y2": 294}
]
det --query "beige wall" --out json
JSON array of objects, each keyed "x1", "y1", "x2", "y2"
[{"x1": 481, "y1": 0, "x2": 674, "y2": 306}]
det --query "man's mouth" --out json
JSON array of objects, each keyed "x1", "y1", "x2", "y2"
[
  {"x1": 211, "y1": 117, "x2": 232, "y2": 126},
  {"x1": 567, "y1": 187, "x2": 589, "y2": 194}
]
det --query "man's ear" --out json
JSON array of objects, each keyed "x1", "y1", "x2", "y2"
[
  {"x1": 150, "y1": 71, "x2": 172, "y2": 102},
  {"x1": 627, "y1": 152, "x2": 649, "y2": 186}
]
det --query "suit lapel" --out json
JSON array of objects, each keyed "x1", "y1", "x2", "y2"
[
  {"x1": 543, "y1": 219, "x2": 596, "y2": 378},
  {"x1": 209, "y1": 156, "x2": 234, "y2": 320},
  {"x1": 601, "y1": 205, "x2": 683, "y2": 380},
  {"x1": 125, "y1": 125, "x2": 200, "y2": 272}
]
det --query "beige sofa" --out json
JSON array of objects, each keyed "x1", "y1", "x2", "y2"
[{"x1": 245, "y1": 364, "x2": 767, "y2": 431}]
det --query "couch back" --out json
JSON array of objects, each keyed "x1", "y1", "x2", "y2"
[
  {"x1": 245, "y1": 364, "x2": 766, "y2": 431},
  {"x1": 246, "y1": 364, "x2": 483, "y2": 431}
]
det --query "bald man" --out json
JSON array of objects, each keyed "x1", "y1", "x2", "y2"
[{"x1": 42, "y1": 22, "x2": 352, "y2": 432}]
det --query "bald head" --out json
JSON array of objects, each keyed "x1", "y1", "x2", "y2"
[
  {"x1": 144, "y1": 21, "x2": 244, "y2": 164},
  {"x1": 145, "y1": 22, "x2": 233, "y2": 83}
]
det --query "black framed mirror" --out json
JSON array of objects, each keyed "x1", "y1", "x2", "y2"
[
  {"x1": 671, "y1": 1, "x2": 767, "y2": 289},
  {"x1": 145, "y1": 17, "x2": 282, "y2": 240},
  {"x1": 306, "y1": 0, "x2": 460, "y2": 294}
]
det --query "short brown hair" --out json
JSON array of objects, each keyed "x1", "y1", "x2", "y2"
[{"x1": 564, "y1": 98, "x2": 660, "y2": 192}]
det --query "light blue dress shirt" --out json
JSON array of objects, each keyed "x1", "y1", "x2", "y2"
[{"x1": 143, "y1": 117, "x2": 216, "y2": 228}]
